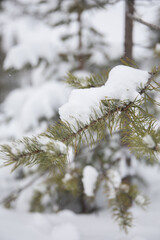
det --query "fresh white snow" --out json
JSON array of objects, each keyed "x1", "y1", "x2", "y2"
[
  {"x1": 143, "y1": 135, "x2": 155, "y2": 149},
  {"x1": 1, "y1": 163, "x2": 160, "y2": 240},
  {"x1": 135, "y1": 195, "x2": 146, "y2": 206},
  {"x1": 107, "y1": 169, "x2": 121, "y2": 189},
  {"x1": 0, "y1": 2, "x2": 160, "y2": 240},
  {"x1": 63, "y1": 173, "x2": 73, "y2": 183},
  {"x1": 0, "y1": 200, "x2": 160, "y2": 240},
  {"x1": 106, "y1": 169, "x2": 121, "y2": 199},
  {"x1": 0, "y1": 81, "x2": 70, "y2": 138},
  {"x1": 59, "y1": 65, "x2": 149, "y2": 129},
  {"x1": 82, "y1": 165, "x2": 98, "y2": 197}
]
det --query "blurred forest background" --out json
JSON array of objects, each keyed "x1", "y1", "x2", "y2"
[{"x1": 0, "y1": 0, "x2": 160, "y2": 239}]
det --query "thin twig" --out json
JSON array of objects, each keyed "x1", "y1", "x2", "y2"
[
  {"x1": 0, "y1": 170, "x2": 48, "y2": 205},
  {"x1": 127, "y1": 13, "x2": 160, "y2": 31}
]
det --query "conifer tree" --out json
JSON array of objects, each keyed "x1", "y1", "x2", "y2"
[
  {"x1": 1, "y1": 0, "x2": 160, "y2": 233},
  {"x1": 0, "y1": 0, "x2": 112, "y2": 214},
  {"x1": 1, "y1": 63, "x2": 160, "y2": 232},
  {"x1": 2, "y1": 0, "x2": 109, "y2": 79},
  {"x1": 50, "y1": 0, "x2": 109, "y2": 73}
]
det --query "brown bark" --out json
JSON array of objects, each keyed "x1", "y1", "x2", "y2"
[
  {"x1": 77, "y1": 10, "x2": 84, "y2": 70},
  {"x1": 78, "y1": 10, "x2": 82, "y2": 51},
  {"x1": 127, "y1": 13, "x2": 160, "y2": 31},
  {"x1": 124, "y1": 0, "x2": 135, "y2": 59}
]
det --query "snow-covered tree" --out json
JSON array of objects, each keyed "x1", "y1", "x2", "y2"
[
  {"x1": 1, "y1": 63, "x2": 160, "y2": 231},
  {"x1": 0, "y1": 0, "x2": 160, "y2": 233},
  {"x1": 0, "y1": 0, "x2": 110, "y2": 217},
  {"x1": 49, "y1": 0, "x2": 110, "y2": 73}
]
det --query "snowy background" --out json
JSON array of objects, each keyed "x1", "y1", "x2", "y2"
[{"x1": 0, "y1": 0, "x2": 160, "y2": 239}]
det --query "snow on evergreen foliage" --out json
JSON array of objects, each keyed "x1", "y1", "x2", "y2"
[
  {"x1": 60, "y1": 66, "x2": 149, "y2": 129},
  {"x1": 0, "y1": 81, "x2": 70, "y2": 138},
  {"x1": 82, "y1": 165, "x2": 98, "y2": 197},
  {"x1": 143, "y1": 135, "x2": 156, "y2": 149},
  {"x1": 0, "y1": 0, "x2": 160, "y2": 237},
  {"x1": 3, "y1": 18, "x2": 60, "y2": 70}
]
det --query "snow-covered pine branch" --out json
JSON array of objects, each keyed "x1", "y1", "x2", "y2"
[
  {"x1": 0, "y1": 64, "x2": 160, "y2": 231},
  {"x1": 45, "y1": 66, "x2": 160, "y2": 156},
  {"x1": 0, "y1": 136, "x2": 68, "y2": 172}
]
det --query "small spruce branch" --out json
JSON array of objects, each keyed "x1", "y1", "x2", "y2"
[
  {"x1": 139, "y1": 71, "x2": 157, "y2": 94},
  {"x1": 61, "y1": 104, "x2": 131, "y2": 144},
  {"x1": 108, "y1": 183, "x2": 149, "y2": 233},
  {"x1": 49, "y1": 71, "x2": 157, "y2": 147},
  {"x1": 0, "y1": 67, "x2": 159, "y2": 232},
  {"x1": 10, "y1": 149, "x2": 44, "y2": 162},
  {"x1": 1, "y1": 69, "x2": 159, "y2": 169},
  {"x1": 66, "y1": 72, "x2": 107, "y2": 89},
  {"x1": 0, "y1": 137, "x2": 68, "y2": 171}
]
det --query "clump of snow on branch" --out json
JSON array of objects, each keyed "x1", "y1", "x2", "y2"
[
  {"x1": 2, "y1": 16, "x2": 61, "y2": 70},
  {"x1": 59, "y1": 65, "x2": 149, "y2": 129},
  {"x1": 0, "y1": 81, "x2": 70, "y2": 139},
  {"x1": 143, "y1": 135, "x2": 155, "y2": 149},
  {"x1": 82, "y1": 165, "x2": 98, "y2": 197},
  {"x1": 63, "y1": 173, "x2": 73, "y2": 183},
  {"x1": 106, "y1": 169, "x2": 121, "y2": 199},
  {"x1": 4, "y1": 41, "x2": 57, "y2": 70},
  {"x1": 135, "y1": 195, "x2": 146, "y2": 206},
  {"x1": 107, "y1": 169, "x2": 121, "y2": 189},
  {"x1": 38, "y1": 136, "x2": 67, "y2": 153},
  {"x1": 38, "y1": 136, "x2": 74, "y2": 163}
]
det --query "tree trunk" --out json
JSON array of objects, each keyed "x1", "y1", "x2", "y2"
[
  {"x1": 124, "y1": 0, "x2": 135, "y2": 59},
  {"x1": 77, "y1": 10, "x2": 84, "y2": 70}
]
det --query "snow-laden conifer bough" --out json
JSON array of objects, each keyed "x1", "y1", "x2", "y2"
[{"x1": 1, "y1": 65, "x2": 160, "y2": 232}]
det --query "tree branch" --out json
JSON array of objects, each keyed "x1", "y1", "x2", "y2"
[
  {"x1": 127, "y1": 13, "x2": 160, "y2": 31},
  {"x1": 61, "y1": 71, "x2": 156, "y2": 144},
  {"x1": 0, "y1": 170, "x2": 48, "y2": 206},
  {"x1": 11, "y1": 149, "x2": 44, "y2": 162}
]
